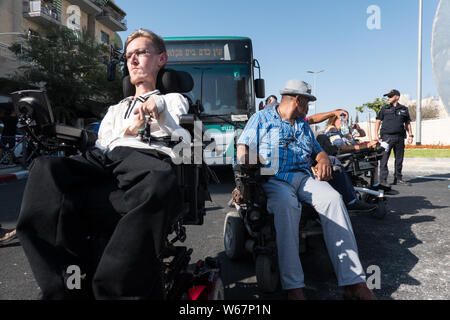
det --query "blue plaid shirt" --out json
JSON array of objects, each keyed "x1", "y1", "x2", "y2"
[{"x1": 237, "y1": 106, "x2": 323, "y2": 183}]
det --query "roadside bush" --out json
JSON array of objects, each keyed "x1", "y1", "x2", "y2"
[{"x1": 407, "y1": 103, "x2": 440, "y2": 122}]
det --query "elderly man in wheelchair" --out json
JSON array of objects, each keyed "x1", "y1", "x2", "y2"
[
  {"x1": 228, "y1": 80, "x2": 376, "y2": 300},
  {"x1": 14, "y1": 29, "x2": 222, "y2": 300}
]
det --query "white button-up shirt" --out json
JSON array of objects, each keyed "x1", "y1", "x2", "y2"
[{"x1": 95, "y1": 90, "x2": 189, "y2": 157}]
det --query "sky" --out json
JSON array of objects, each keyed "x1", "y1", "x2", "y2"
[{"x1": 113, "y1": 0, "x2": 441, "y2": 122}]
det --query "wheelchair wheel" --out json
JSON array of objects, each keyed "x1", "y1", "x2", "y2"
[
  {"x1": 255, "y1": 254, "x2": 280, "y2": 293},
  {"x1": 224, "y1": 211, "x2": 246, "y2": 260},
  {"x1": 371, "y1": 198, "x2": 387, "y2": 219}
]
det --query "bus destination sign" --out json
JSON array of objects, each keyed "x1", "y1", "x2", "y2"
[
  {"x1": 165, "y1": 39, "x2": 251, "y2": 63},
  {"x1": 167, "y1": 47, "x2": 224, "y2": 61}
]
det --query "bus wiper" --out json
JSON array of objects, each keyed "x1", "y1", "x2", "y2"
[
  {"x1": 193, "y1": 67, "x2": 212, "y2": 107},
  {"x1": 199, "y1": 113, "x2": 246, "y2": 129}
]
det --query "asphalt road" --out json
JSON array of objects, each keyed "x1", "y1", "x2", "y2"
[{"x1": 1, "y1": 167, "x2": 449, "y2": 300}]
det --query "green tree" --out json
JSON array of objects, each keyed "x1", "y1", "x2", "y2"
[
  {"x1": 355, "y1": 97, "x2": 387, "y2": 114},
  {"x1": 9, "y1": 25, "x2": 123, "y2": 124}
]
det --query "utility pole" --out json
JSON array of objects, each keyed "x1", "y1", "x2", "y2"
[
  {"x1": 416, "y1": 0, "x2": 423, "y2": 145},
  {"x1": 307, "y1": 69, "x2": 325, "y2": 132}
]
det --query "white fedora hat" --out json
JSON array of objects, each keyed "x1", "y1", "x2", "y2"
[{"x1": 279, "y1": 80, "x2": 316, "y2": 101}]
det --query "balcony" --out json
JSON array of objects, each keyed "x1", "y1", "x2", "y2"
[
  {"x1": 65, "y1": 0, "x2": 102, "y2": 15},
  {"x1": 96, "y1": 9, "x2": 127, "y2": 32},
  {"x1": 23, "y1": 1, "x2": 62, "y2": 26}
]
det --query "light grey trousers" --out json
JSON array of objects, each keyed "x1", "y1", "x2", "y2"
[{"x1": 262, "y1": 171, "x2": 366, "y2": 290}]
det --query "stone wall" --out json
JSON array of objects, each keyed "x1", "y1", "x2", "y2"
[{"x1": 357, "y1": 118, "x2": 450, "y2": 145}]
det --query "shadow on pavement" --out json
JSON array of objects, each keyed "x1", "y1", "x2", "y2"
[
  {"x1": 0, "y1": 241, "x2": 21, "y2": 249},
  {"x1": 350, "y1": 194, "x2": 441, "y2": 299},
  {"x1": 407, "y1": 173, "x2": 450, "y2": 184},
  {"x1": 216, "y1": 191, "x2": 444, "y2": 300}
]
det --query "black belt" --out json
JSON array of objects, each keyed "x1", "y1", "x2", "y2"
[{"x1": 382, "y1": 133, "x2": 403, "y2": 136}]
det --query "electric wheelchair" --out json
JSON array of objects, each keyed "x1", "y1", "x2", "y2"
[
  {"x1": 316, "y1": 133, "x2": 388, "y2": 219},
  {"x1": 223, "y1": 136, "x2": 388, "y2": 293},
  {"x1": 223, "y1": 164, "x2": 324, "y2": 293},
  {"x1": 11, "y1": 68, "x2": 224, "y2": 300}
]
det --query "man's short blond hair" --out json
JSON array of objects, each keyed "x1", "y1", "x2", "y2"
[{"x1": 125, "y1": 29, "x2": 166, "y2": 54}]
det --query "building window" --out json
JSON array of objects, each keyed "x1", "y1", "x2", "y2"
[{"x1": 100, "y1": 31, "x2": 110, "y2": 45}]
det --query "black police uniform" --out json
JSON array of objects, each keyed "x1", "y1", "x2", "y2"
[{"x1": 376, "y1": 103, "x2": 411, "y2": 183}]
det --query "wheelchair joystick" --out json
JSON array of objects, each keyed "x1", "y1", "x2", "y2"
[
  {"x1": 137, "y1": 129, "x2": 145, "y2": 141},
  {"x1": 137, "y1": 116, "x2": 152, "y2": 144},
  {"x1": 144, "y1": 115, "x2": 151, "y2": 144}
]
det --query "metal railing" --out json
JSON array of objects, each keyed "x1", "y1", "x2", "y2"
[
  {"x1": 97, "y1": 9, "x2": 127, "y2": 28},
  {"x1": 93, "y1": 0, "x2": 109, "y2": 7},
  {"x1": 25, "y1": 1, "x2": 62, "y2": 22}
]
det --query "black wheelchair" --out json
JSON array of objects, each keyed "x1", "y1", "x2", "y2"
[
  {"x1": 316, "y1": 133, "x2": 388, "y2": 219},
  {"x1": 223, "y1": 137, "x2": 388, "y2": 293},
  {"x1": 223, "y1": 164, "x2": 323, "y2": 293},
  {"x1": 11, "y1": 68, "x2": 224, "y2": 300}
]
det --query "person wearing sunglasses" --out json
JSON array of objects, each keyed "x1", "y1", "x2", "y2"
[{"x1": 374, "y1": 89, "x2": 413, "y2": 186}]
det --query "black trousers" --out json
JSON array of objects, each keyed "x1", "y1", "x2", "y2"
[
  {"x1": 16, "y1": 147, "x2": 181, "y2": 300},
  {"x1": 379, "y1": 134, "x2": 405, "y2": 182},
  {"x1": 327, "y1": 156, "x2": 356, "y2": 205}
]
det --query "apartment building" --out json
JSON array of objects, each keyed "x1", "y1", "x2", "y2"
[{"x1": 0, "y1": 0, "x2": 127, "y2": 98}]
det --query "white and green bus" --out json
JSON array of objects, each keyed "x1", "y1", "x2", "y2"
[{"x1": 163, "y1": 37, "x2": 265, "y2": 165}]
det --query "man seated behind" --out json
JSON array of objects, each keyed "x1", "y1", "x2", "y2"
[
  {"x1": 17, "y1": 29, "x2": 189, "y2": 300},
  {"x1": 234, "y1": 80, "x2": 375, "y2": 300}
]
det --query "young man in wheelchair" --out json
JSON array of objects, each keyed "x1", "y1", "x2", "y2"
[
  {"x1": 233, "y1": 80, "x2": 375, "y2": 300},
  {"x1": 16, "y1": 29, "x2": 194, "y2": 299}
]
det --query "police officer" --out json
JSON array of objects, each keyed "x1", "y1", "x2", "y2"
[{"x1": 374, "y1": 89, "x2": 414, "y2": 186}]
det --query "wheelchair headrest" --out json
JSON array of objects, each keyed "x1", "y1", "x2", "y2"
[
  {"x1": 11, "y1": 90, "x2": 54, "y2": 126},
  {"x1": 123, "y1": 68, "x2": 194, "y2": 98}
]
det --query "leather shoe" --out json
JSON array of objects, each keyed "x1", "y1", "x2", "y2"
[
  {"x1": 372, "y1": 183, "x2": 391, "y2": 191},
  {"x1": 286, "y1": 288, "x2": 306, "y2": 300},
  {"x1": 392, "y1": 179, "x2": 411, "y2": 186},
  {"x1": 343, "y1": 282, "x2": 376, "y2": 300},
  {"x1": 347, "y1": 199, "x2": 377, "y2": 213}
]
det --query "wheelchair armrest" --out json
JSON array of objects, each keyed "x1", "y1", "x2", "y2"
[
  {"x1": 179, "y1": 114, "x2": 213, "y2": 144},
  {"x1": 80, "y1": 129, "x2": 98, "y2": 151},
  {"x1": 179, "y1": 113, "x2": 196, "y2": 126},
  {"x1": 42, "y1": 123, "x2": 83, "y2": 141},
  {"x1": 232, "y1": 164, "x2": 268, "y2": 207},
  {"x1": 335, "y1": 152, "x2": 354, "y2": 171},
  {"x1": 336, "y1": 152, "x2": 353, "y2": 161}
]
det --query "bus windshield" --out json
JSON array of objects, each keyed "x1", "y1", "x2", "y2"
[{"x1": 169, "y1": 64, "x2": 252, "y2": 115}]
